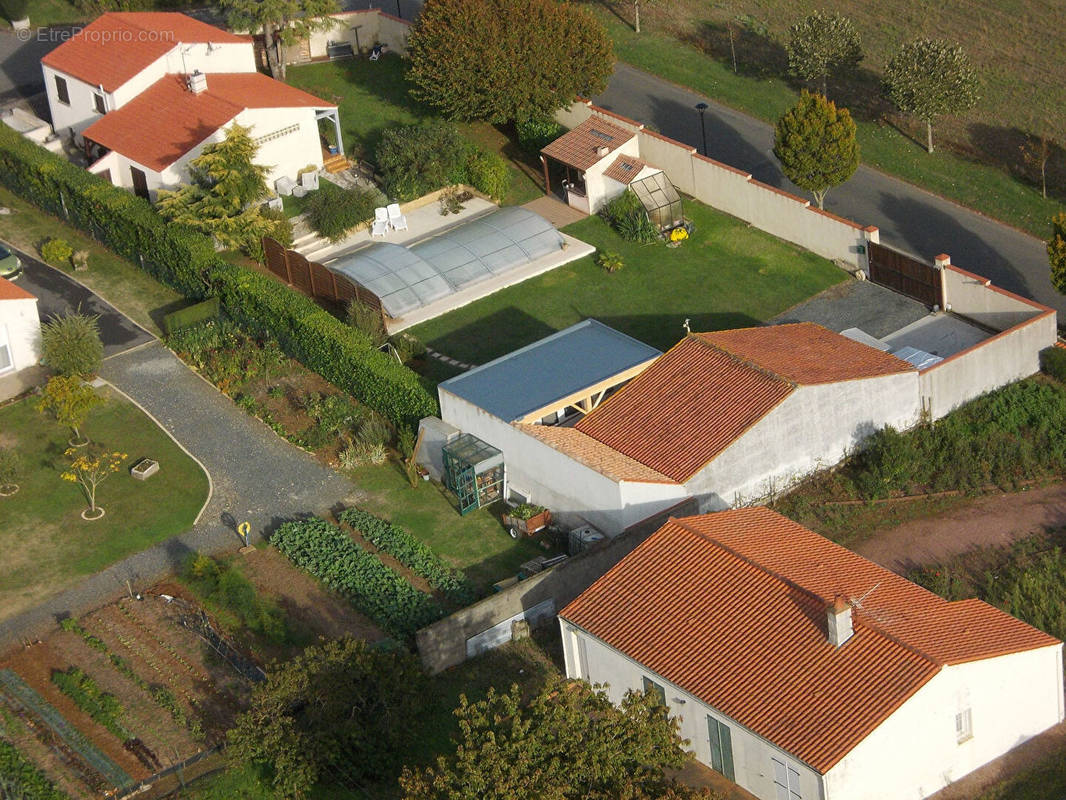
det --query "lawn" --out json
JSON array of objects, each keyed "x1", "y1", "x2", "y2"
[
  {"x1": 0, "y1": 386, "x2": 209, "y2": 620},
  {"x1": 408, "y1": 197, "x2": 846, "y2": 369},
  {"x1": 591, "y1": 3, "x2": 1066, "y2": 240},
  {"x1": 286, "y1": 56, "x2": 543, "y2": 205},
  {"x1": 0, "y1": 185, "x2": 188, "y2": 337},
  {"x1": 18, "y1": 0, "x2": 88, "y2": 26}
]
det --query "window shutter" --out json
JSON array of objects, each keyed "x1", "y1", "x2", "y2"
[
  {"x1": 720, "y1": 723, "x2": 735, "y2": 782},
  {"x1": 708, "y1": 716, "x2": 723, "y2": 774}
]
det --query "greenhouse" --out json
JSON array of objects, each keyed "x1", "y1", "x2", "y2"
[{"x1": 630, "y1": 172, "x2": 684, "y2": 232}]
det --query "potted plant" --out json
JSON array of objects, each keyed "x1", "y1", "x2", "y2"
[{"x1": 502, "y1": 503, "x2": 551, "y2": 538}]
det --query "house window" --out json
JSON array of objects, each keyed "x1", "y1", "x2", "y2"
[
  {"x1": 93, "y1": 93, "x2": 106, "y2": 114},
  {"x1": 707, "y1": 715, "x2": 735, "y2": 781},
  {"x1": 641, "y1": 676, "x2": 666, "y2": 706},
  {"x1": 54, "y1": 76, "x2": 69, "y2": 105},
  {"x1": 772, "y1": 756, "x2": 802, "y2": 800},
  {"x1": 956, "y1": 708, "x2": 973, "y2": 743},
  {"x1": 0, "y1": 325, "x2": 13, "y2": 374}
]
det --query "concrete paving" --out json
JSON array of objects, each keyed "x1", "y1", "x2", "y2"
[
  {"x1": 771, "y1": 280, "x2": 929, "y2": 340},
  {"x1": 593, "y1": 62, "x2": 1066, "y2": 319}
]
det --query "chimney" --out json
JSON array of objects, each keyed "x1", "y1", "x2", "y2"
[
  {"x1": 186, "y1": 71, "x2": 208, "y2": 94},
  {"x1": 596, "y1": 145, "x2": 609, "y2": 157},
  {"x1": 826, "y1": 596, "x2": 853, "y2": 647}
]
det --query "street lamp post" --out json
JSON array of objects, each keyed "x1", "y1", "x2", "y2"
[
  {"x1": 395, "y1": 0, "x2": 402, "y2": 18},
  {"x1": 694, "y1": 102, "x2": 708, "y2": 156}
]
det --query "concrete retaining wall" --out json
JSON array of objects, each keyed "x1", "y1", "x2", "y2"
[{"x1": 415, "y1": 497, "x2": 698, "y2": 674}]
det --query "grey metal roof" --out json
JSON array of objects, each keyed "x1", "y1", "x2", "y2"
[
  {"x1": 439, "y1": 319, "x2": 662, "y2": 422},
  {"x1": 327, "y1": 206, "x2": 564, "y2": 318}
]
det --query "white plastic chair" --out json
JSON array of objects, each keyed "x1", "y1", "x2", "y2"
[
  {"x1": 387, "y1": 202, "x2": 408, "y2": 231},
  {"x1": 371, "y1": 206, "x2": 389, "y2": 237}
]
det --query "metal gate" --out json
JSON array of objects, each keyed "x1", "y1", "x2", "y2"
[{"x1": 868, "y1": 242, "x2": 943, "y2": 307}]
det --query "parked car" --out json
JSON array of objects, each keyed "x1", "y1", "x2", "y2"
[{"x1": 0, "y1": 245, "x2": 22, "y2": 280}]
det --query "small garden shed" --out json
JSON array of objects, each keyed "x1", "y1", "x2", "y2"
[{"x1": 442, "y1": 433, "x2": 504, "y2": 515}]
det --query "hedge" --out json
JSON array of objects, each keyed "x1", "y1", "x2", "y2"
[
  {"x1": 163, "y1": 296, "x2": 220, "y2": 336},
  {"x1": 0, "y1": 739, "x2": 69, "y2": 800},
  {"x1": 0, "y1": 125, "x2": 437, "y2": 428},
  {"x1": 338, "y1": 508, "x2": 477, "y2": 605},
  {"x1": 1041, "y1": 345, "x2": 1066, "y2": 383},
  {"x1": 272, "y1": 517, "x2": 443, "y2": 637}
]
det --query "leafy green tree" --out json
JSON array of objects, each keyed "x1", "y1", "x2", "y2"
[
  {"x1": 36, "y1": 375, "x2": 101, "y2": 445},
  {"x1": 217, "y1": 0, "x2": 339, "y2": 80},
  {"x1": 785, "y1": 11, "x2": 862, "y2": 97},
  {"x1": 407, "y1": 0, "x2": 614, "y2": 124},
  {"x1": 228, "y1": 638, "x2": 425, "y2": 798},
  {"x1": 1048, "y1": 213, "x2": 1066, "y2": 294},
  {"x1": 157, "y1": 124, "x2": 281, "y2": 256},
  {"x1": 773, "y1": 90, "x2": 859, "y2": 209},
  {"x1": 400, "y1": 679, "x2": 719, "y2": 800},
  {"x1": 40, "y1": 310, "x2": 103, "y2": 377},
  {"x1": 883, "y1": 38, "x2": 979, "y2": 154}
]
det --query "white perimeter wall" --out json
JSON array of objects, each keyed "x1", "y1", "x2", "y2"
[
  {"x1": 554, "y1": 101, "x2": 876, "y2": 269},
  {"x1": 0, "y1": 297, "x2": 41, "y2": 375},
  {"x1": 439, "y1": 390, "x2": 684, "y2": 534},
  {"x1": 560, "y1": 621, "x2": 824, "y2": 800},
  {"x1": 825, "y1": 645, "x2": 1063, "y2": 800},
  {"x1": 687, "y1": 372, "x2": 920, "y2": 509},
  {"x1": 291, "y1": 9, "x2": 411, "y2": 60}
]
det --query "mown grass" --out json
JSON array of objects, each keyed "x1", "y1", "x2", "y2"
[
  {"x1": 0, "y1": 387, "x2": 208, "y2": 619},
  {"x1": 591, "y1": 4, "x2": 1066, "y2": 239},
  {"x1": 409, "y1": 197, "x2": 846, "y2": 369}
]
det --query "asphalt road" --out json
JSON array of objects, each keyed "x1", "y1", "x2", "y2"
[{"x1": 592, "y1": 63, "x2": 1064, "y2": 318}]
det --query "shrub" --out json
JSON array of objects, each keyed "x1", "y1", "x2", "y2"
[
  {"x1": 516, "y1": 114, "x2": 565, "y2": 154},
  {"x1": 376, "y1": 122, "x2": 473, "y2": 201},
  {"x1": 272, "y1": 516, "x2": 443, "y2": 637},
  {"x1": 40, "y1": 311, "x2": 104, "y2": 377},
  {"x1": 298, "y1": 392, "x2": 363, "y2": 449},
  {"x1": 339, "y1": 508, "x2": 477, "y2": 605},
  {"x1": 182, "y1": 553, "x2": 289, "y2": 644},
  {"x1": 596, "y1": 250, "x2": 623, "y2": 273},
  {"x1": 347, "y1": 300, "x2": 387, "y2": 348},
  {"x1": 260, "y1": 205, "x2": 293, "y2": 248},
  {"x1": 0, "y1": 446, "x2": 21, "y2": 488},
  {"x1": 306, "y1": 182, "x2": 382, "y2": 243},
  {"x1": 1040, "y1": 345, "x2": 1066, "y2": 382},
  {"x1": 40, "y1": 237, "x2": 73, "y2": 265},
  {"x1": 465, "y1": 149, "x2": 509, "y2": 201},
  {"x1": 600, "y1": 191, "x2": 658, "y2": 243}
]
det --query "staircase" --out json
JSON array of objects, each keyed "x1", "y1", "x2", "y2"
[
  {"x1": 322, "y1": 153, "x2": 351, "y2": 174},
  {"x1": 292, "y1": 231, "x2": 331, "y2": 261}
]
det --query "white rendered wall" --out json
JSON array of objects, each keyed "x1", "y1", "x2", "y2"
[
  {"x1": 42, "y1": 66, "x2": 102, "y2": 136},
  {"x1": 0, "y1": 296, "x2": 41, "y2": 374},
  {"x1": 824, "y1": 645, "x2": 1063, "y2": 800},
  {"x1": 111, "y1": 43, "x2": 255, "y2": 109},
  {"x1": 439, "y1": 390, "x2": 683, "y2": 534},
  {"x1": 297, "y1": 10, "x2": 411, "y2": 60},
  {"x1": 234, "y1": 106, "x2": 324, "y2": 186},
  {"x1": 583, "y1": 135, "x2": 640, "y2": 214},
  {"x1": 687, "y1": 373, "x2": 920, "y2": 509},
  {"x1": 560, "y1": 622, "x2": 824, "y2": 800}
]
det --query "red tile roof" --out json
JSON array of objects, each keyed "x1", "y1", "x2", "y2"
[
  {"x1": 83, "y1": 73, "x2": 332, "y2": 172},
  {"x1": 41, "y1": 12, "x2": 250, "y2": 93},
  {"x1": 575, "y1": 336, "x2": 794, "y2": 482},
  {"x1": 603, "y1": 154, "x2": 648, "y2": 185},
  {"x1": 0, "y1": 276, "x2": 34, "y2": 301},
  {"x1": 541, "y1": 117, "x2": 635, "y2": 171},
  {"x1": 698, "y1": 322, "x2": 914, "y2": 384},
  {"x1": 575, "y1": 324, "x2": 915, "y2": 482},
  {"x1": 516, "y1": 424, "x2": 676, "y2": 484},
  {"x1": 561, "y1": 507, "x2": 1059, "y2": 773}
]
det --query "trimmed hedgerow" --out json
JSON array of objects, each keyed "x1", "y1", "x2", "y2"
[
  {"x1": 272, "y1": 517, "x2": 443, "y2": 637},
  {"x1": 0, "y1": 124, "x2": 437, "y2": 428},
  {"x1": 0, "y1": 739, "x2": 69, "y2": 800},
  {"x1": 338, "y1": 508, "x2": 477, "y2": 606}
]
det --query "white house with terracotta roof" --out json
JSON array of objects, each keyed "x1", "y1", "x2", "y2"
[
  {"x1": 41, "y1": 12, "x2": 341, "y2": 199},
  {"x1": 0, "y1": 277, "x2": 41, "y2": 399},
  {"x1": 560, "y1": 507, "x2": 1064, "y2": 800}
]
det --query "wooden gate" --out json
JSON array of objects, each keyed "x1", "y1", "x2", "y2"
[{"x1": 867, "y1": 242, "x2": 942, "y2": 307}]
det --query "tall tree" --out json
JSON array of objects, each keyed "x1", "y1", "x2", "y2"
[
  {"x1": 1048, "y1": 213, "x2": 1066, "y2": 295},
  {"x1": 773, "y1": 90, "x2": 859, "y2": 210},
  {"x1": 785, "y1": 11, "x2": 862, "y2": 98},
  {"x1": 407, "y1": 0, "x2": 614, "y2": 124},
  {"x1": 228, "y1": 638, "x2": 424, "y2": 798},
  {"x1": 400, "y1": 679, "x2": 720, "y2": 800},
  {"x1": 157, "y1": 124, "x2": 279, "y2": 256},
  {"x1": 883, "y1": 38, "x2": 979, "y2": 154},
  {"x1": 218, "y1": 0, "x2": 339, "y2": 80}
]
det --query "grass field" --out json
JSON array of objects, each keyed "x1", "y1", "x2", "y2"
[
  {"x1": 408, "y1": 198, "x2": 846, "y2": 369},
  {"x1": 591, "y1": 1, "x2": 1066, "y2": 239},
  {"x1": 0, "y1": 387, "x2": 209, "y2": 619},
  {"x1": 286, "y1": 56, "x2": 543, "y2": 205}
]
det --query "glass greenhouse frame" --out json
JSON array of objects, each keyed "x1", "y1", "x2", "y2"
[{"x1": 630, "y1": 172, "x2": 684, "y2": 232}]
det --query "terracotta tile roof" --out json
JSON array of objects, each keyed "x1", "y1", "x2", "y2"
[
  {"x1": 603, "y1": 154, "x2": 648, "y2": 185},
  {"x1": 541, "y1": 117, "x2": 635, "y2": 171},
  {"x1": 41, "y1": 12, "x2": 250, "y2": 93},
  {"x1": 83, "y1": 74, "x2": 332, "y2": 172},
  {"x1": 515, "y1": 424, "x2": 676, "y2": 484},
  {"x1": 697, "y1": 322, "x2": 914, "y2": 384},
  {"x1": 561, "y1": 507, "x2": 1060, "y2": 773},
  {"x1": 0, "y1": 276, "x2": 34, "y2": 301},
  {"x1": 575, "y1": 336, "x2": 794, "y2": 482}
]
